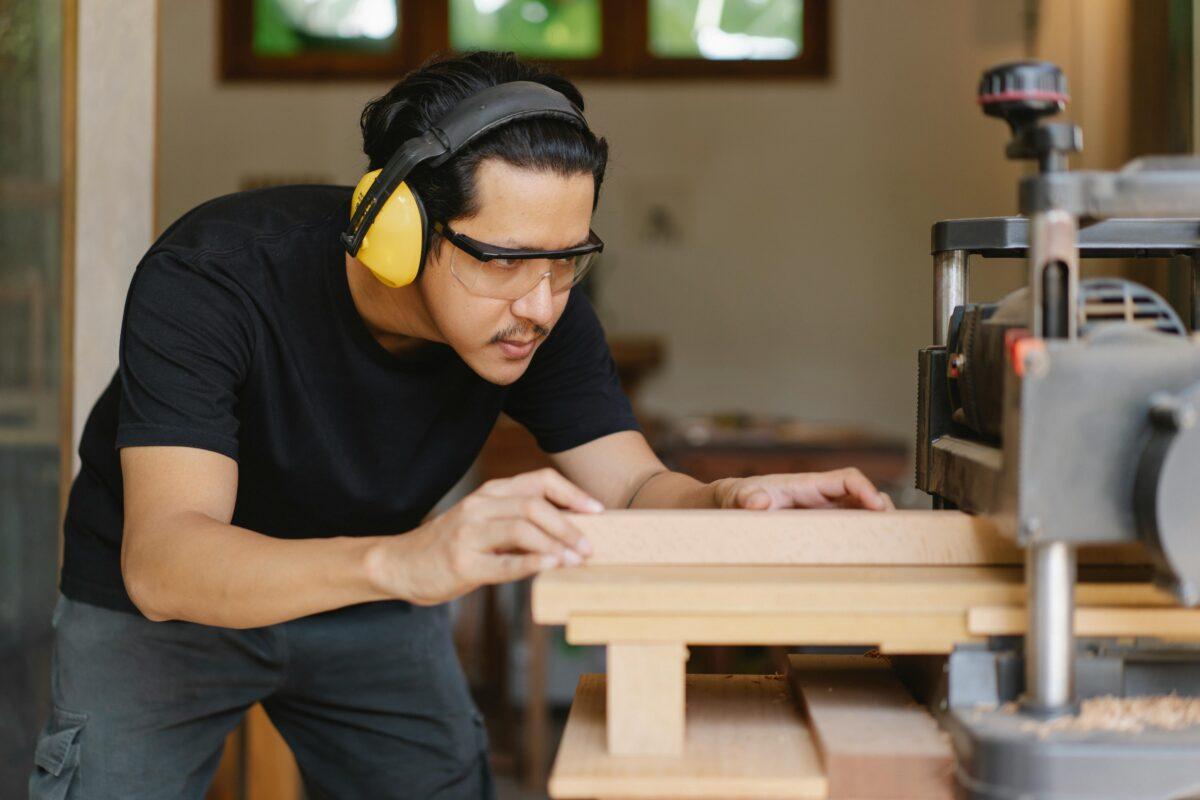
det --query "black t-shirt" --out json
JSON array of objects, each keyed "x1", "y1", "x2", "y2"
[{"x1": 61, "y1": 185, "x2": 638, "y2": 614}]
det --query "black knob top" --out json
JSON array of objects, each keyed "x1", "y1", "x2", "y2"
[{"x1": 978, "y1": 61, "x2": 1069, "y2": 130}]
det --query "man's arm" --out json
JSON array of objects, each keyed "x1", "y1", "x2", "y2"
[
  {"x1": 550, "y1": 430, "x2": 894, "y2": 511},
  {"x1": 121, "y1": 446, "x2": 598, "y2": 628}
]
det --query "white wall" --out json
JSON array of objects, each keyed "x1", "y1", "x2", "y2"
[
  {"x1": 75, "y1": 0, "x2": 157, "y2": 460},
  {"x1": 158, "y1": 0, "x2": 1035, "y2": 438}
]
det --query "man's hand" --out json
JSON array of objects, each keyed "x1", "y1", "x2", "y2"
[
  {"x1": 365, "y1": 468, "x2": 602, "y2": 606},
  {"x1": 714, "y1": 468, "x2": 895, "y2": 511}
]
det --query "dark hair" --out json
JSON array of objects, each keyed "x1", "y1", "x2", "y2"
[{"x1": 360, "y1": 51, "x2": 609, "y2": 226}]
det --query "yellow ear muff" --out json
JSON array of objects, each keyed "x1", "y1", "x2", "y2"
[{"x1": 349, "y1": 169, "x2": 426, "y2": 288}]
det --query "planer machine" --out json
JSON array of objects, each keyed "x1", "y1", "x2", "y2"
[{"x1": 915, "y1": 61, "x2": 1200, "y2": 799}]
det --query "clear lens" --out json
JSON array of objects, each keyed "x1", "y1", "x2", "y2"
[{"x1": 447, "y1": 247, "x2": 598, "y2": 300}]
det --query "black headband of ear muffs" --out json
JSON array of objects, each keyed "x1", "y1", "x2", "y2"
[{"x1": 341, "y1": 81, "x2": 589, "y2": 257}]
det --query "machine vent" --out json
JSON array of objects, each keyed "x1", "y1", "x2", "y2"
[{"x1": 1078, "y1": 279, "x2": 1186, "y2": 337}]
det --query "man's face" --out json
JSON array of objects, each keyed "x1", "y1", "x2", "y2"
[{"x1": 419, "y1": 158, "x2": 596, "y2": 385}]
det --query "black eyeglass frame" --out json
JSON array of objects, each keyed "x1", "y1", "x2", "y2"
[{"x1": 433, "y1": 221, "x2": 604, "y2": 262}]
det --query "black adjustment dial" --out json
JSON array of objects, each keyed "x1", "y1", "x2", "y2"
[
  {"x1": 978, "y1": 61, "x2": 1069, "y2": 131},
  {"x1": 978, "y1": 61, "x2": 1080, "y2": 171}
]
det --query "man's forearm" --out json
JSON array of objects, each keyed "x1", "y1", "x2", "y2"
[
  {"x1": 122, "y1": 512, "x2": 398, "y2": 628},
  {"x1": 626, "y1": 471, "x2": 730, "y2": 509}
]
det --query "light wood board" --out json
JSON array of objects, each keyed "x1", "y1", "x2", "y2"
[
  {"x1": 532, "y1": 565, "x2": 1170, "y2": 625},
  {"x1": 570, "y1": 509, "x2": 1019, "y2": 565},
  {"x1": 607, "y1": 643, "x2": 688, "y2": 755},
  {"x1": 566, "y1": 612, "x2": 974, "y2": 654},
  {"x1": 548, "y1": 674, "x2": 828, "y2": 799},
  {"x1": 968, "y1": 606, "x2": 1200, "y2": 640},
  {"x1": 566, "y1": 510, "x2": 1145, "y2": 567},
  {"x1": 787, "y1": 655, "x2": 954, "y2": 800}
]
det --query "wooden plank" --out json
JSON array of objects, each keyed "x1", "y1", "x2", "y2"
[
  {"x1": 607, "y1": 643, "x2": 688, "y2": 755},
  {"x1": 523, "y1": 604, "x2": 550, "y2": 789},
  {"x1": 532, "y1": 565, "x2": 1169, "y2": 625},
  {"x1": 968, "y1": 606, "x2": 1200, "y2": 640},
  {"x1": 570, "y1": 509, "x2": 1020, "y2": 565},
  {"x1": 567, "y1": 510, "x2": 1146, "y2": 567},
  {"x1": 549, "y1": 674, "x2": 828, "y2": 799},
  {"x1": 877, "y1": 640, "x2": 956, "y2": 655},
  {"x1": 787, "y1": 655, "x2": 954, "y2": 800},
  {"x1": 567, "y1": 612, "x2": 973, "y2": 653}
]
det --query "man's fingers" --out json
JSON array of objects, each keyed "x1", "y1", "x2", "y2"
[
  {"x1": 817, "y1": 469, "x2": 886, "y2": 510},
  {"x1": 478, "y1": 518, "x2": 580, "y2": 564},
  {"x1": 487, "y1": 469, "x2": 603, "y2": 514},
  {"x1": 734, "y1": 483, "x2": 773, "y2": 510},
  {"x1": 472, "y1": 496, "x2": 591, "y2": 556}
]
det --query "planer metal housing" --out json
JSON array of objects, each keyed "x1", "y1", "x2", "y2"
[{"x1": 912, "y1": 60, "x2": 1200, "y2": 800}]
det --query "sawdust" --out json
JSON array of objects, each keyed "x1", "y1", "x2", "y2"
[{"x1": 1005, "y1": 695, "x2": 1200, "y2": 738}]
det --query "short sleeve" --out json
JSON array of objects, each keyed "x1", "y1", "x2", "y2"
[
  {"x1": 503, "y1": 292, "x2": 640, "y2": 453},
  {"x1": 115, "y1": 252, "x2": 254, "y2": 460}
]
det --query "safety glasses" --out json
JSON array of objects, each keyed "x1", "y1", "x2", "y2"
[{"x1": 434, "y1": 221, "x2": 604, "y2": 301}]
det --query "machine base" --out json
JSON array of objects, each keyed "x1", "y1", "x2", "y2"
[
  {"x1": 944, "y1": 705, "x2": 1200, "y2": 800},
  {"x1": 938, "y1": 641, "x2": 1200, "y2": 800}
]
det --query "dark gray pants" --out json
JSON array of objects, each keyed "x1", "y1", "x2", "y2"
[{"x1": 29, "y1": 596, "x2": 492, "y2": 800}]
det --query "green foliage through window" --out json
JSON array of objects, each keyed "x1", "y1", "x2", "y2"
[
  {"x1": 252, "y1": 0, "x2": 400, "y2": 58},
  {"x1": 450, "y1": 0, "x2": 602, "y2": 60},
  {"x1": 650, "y1": 0, "x2": 803, "y2": 60}
]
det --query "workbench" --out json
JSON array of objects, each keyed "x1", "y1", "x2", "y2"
[{"x1": 532, "y1": 510, "x2": 1198, "y2": 799}]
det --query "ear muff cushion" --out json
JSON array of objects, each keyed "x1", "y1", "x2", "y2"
[{"x1": 349, "y1": 169, "x2": 427, "y2": 288}]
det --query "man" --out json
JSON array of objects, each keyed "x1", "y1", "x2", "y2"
[{"x1": 31, "y1": 51, "x2": 893, "y2": 799}]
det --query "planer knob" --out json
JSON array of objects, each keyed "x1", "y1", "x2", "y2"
[
  {"x1": 978, "y1": 61, "x2": 1069, "y2": 131},
  {"x1": 978, "y1": 61, "x2": 1080, "y2": 170}
]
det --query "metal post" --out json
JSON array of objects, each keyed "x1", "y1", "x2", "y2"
[
  {"x1": 934, "y1": 250, "x2": 967, "y2": 346},
  {"x1": 1022, "y1": 209, "x2": 1081, "y2": 716},
  {"x1": 1024, "y1": 541, "x2": 1077, "y2": 714},
  {"x1": 1028, "y1": 210, "x2": 1079, "y2": 340}
]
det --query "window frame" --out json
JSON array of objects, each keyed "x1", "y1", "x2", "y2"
[
  {"x1": 219, "y1": 0, "x2": 443, "y2": 81},
  {"x1": 219, "y1": 0, "x2": 830, "y2": 82}
]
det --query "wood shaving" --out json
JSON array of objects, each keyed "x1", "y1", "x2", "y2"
[{"x1": 1008, "y1": 695, "x2": 1200, "y2": 738}]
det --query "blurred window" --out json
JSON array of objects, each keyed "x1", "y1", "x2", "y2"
[
  {"x1": 221, "y1": 0, "x2": 827, "y2": 80},
  {"x1": 450, "y1": 0, "x2": 602, "y2": 60},
  {"x1": 252, "y1": 0, "x2": 401, "y2": 57},
  {"x1": 649, "y1": 0, "x2": 802, "y2": 61}
]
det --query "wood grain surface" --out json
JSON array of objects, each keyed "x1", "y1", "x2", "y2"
[
  {"x1": 566, "y1": 611, "x2": 974, "y2": 653},
  {"x1": 967, "y1": 606, "x2": 1200, "y2": 640},
  {"x1": 606, "y1": 643, "x2": 688, "y2": 755},
  {"x1": 566, "y1": 510, "x2": 1147, "y2": 567},
  {"x1": 549, "y1": 674, "x2": 828, "y2": 799},
  {"x1": 570, "y1": 509, "x2": 1018, "y2": 565},
  {"x1": 787, "y1": 655, "x2": 954, "y2": 799},
  {"x1": 532, "y1": 565, "x2": 1170, "y2": 625}
]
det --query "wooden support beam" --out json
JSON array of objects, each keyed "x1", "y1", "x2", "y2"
[
  {"x1": 567, "y1": 612, "x2": 973, "y2": 653},
  {"x1": 968, "y1": 606, "x2": 1200, "y2": 640},
  {"x1": 787, "y1": 655, "x2": 954, "y2": 799},
  {"x1": 606, "y1": 643, "x2": 688, "y2": 756},
  {"x1": 533, "y1": 565, "x2": 1169, "y2": 625}
]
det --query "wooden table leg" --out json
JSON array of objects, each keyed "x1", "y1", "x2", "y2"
[
  {"x1": 523, "y1": 599, "x2": 549, "y2": 789},
  {"x1": 606, "y1": 642, "x2": 688, "y2": 755}
]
